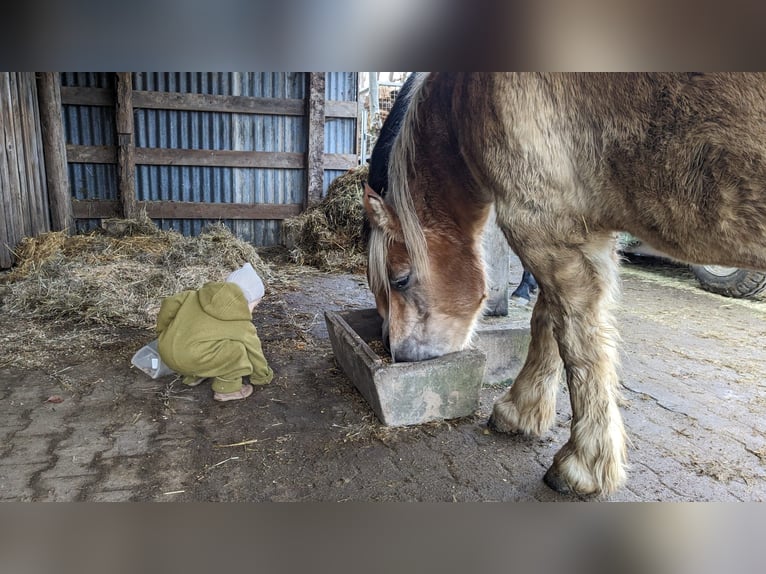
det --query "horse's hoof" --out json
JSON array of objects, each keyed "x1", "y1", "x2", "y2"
[
  {"x1": 486, "y1": 414, "x2": 498, "y2": 432},
  {"x1": 543, "y1": 465, "x2": 574, "y2": 495},
  {"x1": 543, "y1": 465, "x2": 600, "y2": 499}
]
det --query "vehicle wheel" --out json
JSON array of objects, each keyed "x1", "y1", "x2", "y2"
[{"x1": 689, "y1": 264, "x2": 766, "y2": 298}]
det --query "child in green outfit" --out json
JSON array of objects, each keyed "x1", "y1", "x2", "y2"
[{"x1": 156, "y1": 263, "x2": 273, "y2": 402}]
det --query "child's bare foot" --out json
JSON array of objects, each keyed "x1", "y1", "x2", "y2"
[{"x1": 213, "y1": 383, "x2": 254, "y2": 402}]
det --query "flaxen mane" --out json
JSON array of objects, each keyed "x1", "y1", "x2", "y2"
[{"x1": 367, "y1": 72, "x2": 431, "y2": 297}]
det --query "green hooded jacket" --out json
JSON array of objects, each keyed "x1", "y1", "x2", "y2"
[{"x1": 156, "y1": 282, "x2": 273, "y2": 392}]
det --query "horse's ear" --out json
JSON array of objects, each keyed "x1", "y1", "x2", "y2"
[{"x1": 364, "y1": 184, "x2": 401, "y2": 239}]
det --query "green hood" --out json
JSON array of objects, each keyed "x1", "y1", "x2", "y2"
[{"x1": 197, "y1": 282, "x2": 251, "y2": 321}]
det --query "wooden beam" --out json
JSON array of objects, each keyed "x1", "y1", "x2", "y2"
[
  {"x1": 0, "y1": 73, "x2": 23, "y2": 248},
  {"x1": 134, "y1": 148, "x2": 305, "y2": 169},
  {"x1": 0, "y1": 73, "x2": 20, "y2": 268},
  {"x1": 324, "y1": 153, "x2": 359, "y2": 171},
  {"x1": 60, "y1": 86, "x2": 113, "y2": 106},
  {"x1": 65, "y1": 145, "x2": 116, "y2": 164},
  {"x1": 36, "y1": 72, "x2": 73, "y2": 233},
  {"x1": 325, "y1": 100, "x2": 358, "y2": 118},
  {"x1": 61, "y1": 86, "x2": 311, "y2": 116},
  {"x1": 115, "y1": 73, "x2": 137, "y2": 219},
  {"x1": 66, "y1": 144, "x2": 306, "y2": 169},
  {"x1": 133, "y1": 91, "x2": 306, "y2": 116},
  {"x1": 306, "y1": 73, "x2": 325, "y2": 208},
  {"x1": 72, "y1": 199, "x2": 302, "y2": 220}
]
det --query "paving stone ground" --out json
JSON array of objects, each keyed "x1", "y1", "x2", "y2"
[{"x1": 1, "y1": 257, "x2": 765, "y2": 501}]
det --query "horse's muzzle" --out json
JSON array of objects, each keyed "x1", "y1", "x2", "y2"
[{"x1": 390, "y1": 341, "x2": 440, "y2": 363}]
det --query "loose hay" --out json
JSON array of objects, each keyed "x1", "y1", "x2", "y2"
[
  {"x1": 282, "y1": 165, "x2": 368, "y2": 273},
  {"x1": 0, "y1": 218, "x2": 270, "y2": 330}
]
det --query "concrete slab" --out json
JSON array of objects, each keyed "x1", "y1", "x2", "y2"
[{"x1": 474, "y1": 303, "x2": 532, "y2": 386}]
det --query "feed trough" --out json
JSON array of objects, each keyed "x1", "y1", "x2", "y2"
[{"x1": 325, "y1": 308, "x2": 487, "y2": 426}]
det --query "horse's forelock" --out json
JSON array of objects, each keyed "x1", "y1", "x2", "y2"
[
  {"x1": 367, "y1": 227, "x2": 390, "y2": 297},
  {"x1": 387, "y1": 73, "x2": 431, "y2": 284}
]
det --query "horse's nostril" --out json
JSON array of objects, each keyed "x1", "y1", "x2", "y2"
[{"x1": 382, "y1": 331, "x2": 390, "y2": 352}]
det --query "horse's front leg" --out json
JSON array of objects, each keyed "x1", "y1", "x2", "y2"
[
  {"x1": 541, "y1": 241, "x2": 627, "y2": 496},
  {"x1": 489, "y1": 290, "x2": 563, "y2": 435}
]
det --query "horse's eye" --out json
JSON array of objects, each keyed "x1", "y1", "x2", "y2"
[{"x1": 390, "y1": 274, "x2": 411, "y2": 291}]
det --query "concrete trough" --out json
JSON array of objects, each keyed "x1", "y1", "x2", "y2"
[
  {"x1": 325, "y1": 309, "x2": 486, "y2": 427},
  {"x1": 474, "y1": 307, "x2": 532, "y2": 386},
  {"x1": 325, "y1": 308, "x2": 532, "y2": 427}
]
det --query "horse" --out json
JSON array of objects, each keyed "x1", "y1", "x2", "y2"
[{"x1": 363, "y1": 72, "x2": 766, "y2": 497}]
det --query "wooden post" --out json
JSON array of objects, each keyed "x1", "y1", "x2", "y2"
[
  {"x1": 305, "y1": 72, "x2": 325, "y2": 208},
  {"x1": 115, "y1": 72, "x2": 137, "y2": 219},
  {"x1": 36, "y1": 72, "x2": 73, "y2": 232}
]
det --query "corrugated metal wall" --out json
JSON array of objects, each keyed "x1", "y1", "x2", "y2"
[
  {"x1": 61, "y1": 73, "x2": 117, "y2": 235},
  {"x1": 60, "y1": 72, "x2": 358, "y2": 245},
  {"x1": 324, "y1": 72, "x2": 358, "y2": 195}
]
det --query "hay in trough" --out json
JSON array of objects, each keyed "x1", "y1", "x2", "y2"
[
  {"x1": 0, "y1": 216, "x2": 269, "y2": 330},
  {"x1": 282, "y1": 165, "x2": 368, "y2": 273}
]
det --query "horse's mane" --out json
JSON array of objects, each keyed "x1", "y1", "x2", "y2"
[{"x1": 368, "y1": 72, "x2": 431, "y2": 296}]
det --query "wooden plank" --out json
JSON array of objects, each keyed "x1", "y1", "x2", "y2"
[
  {"x1": 115, "y1": 72, "x2": 137, "y2": 219},
  {"x1": 66, "y1": 144, "x2": 115, "y2": 164},
  {"x1": 133, "y1": 91, "x2": 306, "y2": 116},
  {"x1": 325, "y1": 100, "x2": 358, "y2": 119},
  {"x1": 324, "y1": 154, "x2": 359, "y2": 171},
  {"x1": 60, "y1": 86, "x2": 113, "y2": 106},
  {"x1": 143, "y1": 201, "x2": 302, "y2": 220},
  {"x1": 1, "y1": 74, "x2": 23, "y2": 248},
  {"x1": 135, "y1": 148, "x2": 305, "y2": 169},
  {"x1": 11, "y1": 74, "x2": 35, "y2": 236},
  {"x1": 21, "y1": 73, "x2": 49, "y2": 235},
  {"x1": 37, "y1": 72, "x2": 73, "y2": 232},
  {"x1": 72, "y1": 199, "x2": 118, "y2": 219},
  {"x1": 0, "y1": 73, "x2": 15, "y2": 268},
  {"x1": 66, "y1": 145, "x2": 306, "y2": 169},
  {"x1": 8, "y1": 73, "x2": 33, "y2": 239},
  {"x1": 61, "y1": 86, "x2": 307, "y2": 116},
  {"x1": 306, "y1": 73, "x2": 326, "y2": 207},
  {"x1": 72, "y1": 199, "x2": 302, "y2": 220}
]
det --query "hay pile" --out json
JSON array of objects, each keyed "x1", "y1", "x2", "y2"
[
  {"x1": 0, "y1": 217, "x2": 269, "y2": 330},
  {"x1": 282, "y1": 165, "x2": 368, "y2": 273}
]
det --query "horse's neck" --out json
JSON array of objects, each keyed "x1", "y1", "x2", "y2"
[{"x1": 416, "y1": 135, "x2": 492, "y2": 240}]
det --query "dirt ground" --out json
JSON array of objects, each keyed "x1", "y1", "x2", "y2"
[{"x1": 2, "y1": 252, "x2": 766, "y2": 501}]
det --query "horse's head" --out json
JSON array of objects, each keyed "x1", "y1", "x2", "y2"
[{"x1": 364, "y1": 184, "x2": 489, "y2": 362}]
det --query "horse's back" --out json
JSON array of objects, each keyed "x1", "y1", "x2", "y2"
[{"x1": 454, "y1": 73, "x2": 766, "y2": 270}]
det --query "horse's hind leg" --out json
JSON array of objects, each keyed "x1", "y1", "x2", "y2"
[{"x1": 488, "y1": 290, "x2": 563, "y2": 435}]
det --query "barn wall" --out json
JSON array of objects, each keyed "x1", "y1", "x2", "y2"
[
  {"x1": 324, "y1": 72, "x2": 359, "y2": 194},
  {"x1": 0, "y1": 73, "x2": 50, "y2": 268},
  {"x1": 60, "y1": 72, "x2": 358, "y2": 246}
]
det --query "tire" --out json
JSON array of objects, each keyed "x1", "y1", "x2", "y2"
[{"x1": 689, "y1": 264, "x2": 766, "y2": 298}]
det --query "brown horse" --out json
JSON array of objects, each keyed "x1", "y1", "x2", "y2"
[{"x1": 363, "y1": 72, "x2": 766, "y2": 496}]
